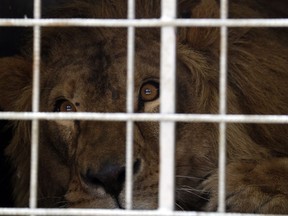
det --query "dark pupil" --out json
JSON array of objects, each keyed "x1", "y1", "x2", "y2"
[
  {"x1": 144, "y1": 88, "x2": 152, "y2": 95},
  {"x1": 65, "y1": 104, "x2": 73, "y2": 111}
]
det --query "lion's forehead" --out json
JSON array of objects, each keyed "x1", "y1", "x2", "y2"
[{"x1": 40, "y1": 29, "x2": 162, "y2": 112}]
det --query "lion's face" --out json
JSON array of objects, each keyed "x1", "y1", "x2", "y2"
[
  {"x1": 36, "y1": 26, "x2": 218, "y2": 209},
  {"x1": 38, "y1": 28, "x2": 160, "y2": 208}
]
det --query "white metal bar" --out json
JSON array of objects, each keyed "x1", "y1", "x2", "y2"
[
  {"x1": 159, "y1": 0, "x2": 177, "y2": 211},
  {"x1": 0, "y1": 112, "x2": 287, "y2": 123},
  {"x1": 125, "y1": 0, "x2": 136, "y2": 210},
  {"x1": 218, "y1": 0, "x2": 228, "y2": 213},
  {"x1": 1, "y1": 18, "x2": 288, "y2": 27},
  {"x1": 1, "y1": 208, "x2": 284, "y2": 216},
  {"x1": 29, "y1": 0, "x2": 41, "y2": 210},
  {"x1": 218, "y1": 122, "x2": 227, "y2": 212},
  {"x1": 29, "y1": 119, "x2": 39, "y2": 209}
]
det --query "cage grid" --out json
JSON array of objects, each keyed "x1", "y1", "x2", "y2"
[{"x1": 0, "y1": 0, "x2": 288, "y2": 215}]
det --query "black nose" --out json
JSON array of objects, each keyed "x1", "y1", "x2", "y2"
[{"x1": 81, "y1": 159, "x2": 141, "y2": 197}]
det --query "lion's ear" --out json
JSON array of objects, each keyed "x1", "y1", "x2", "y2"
[
  {"x1": 178, "y1": 0, "x2": 220, "y2": 51},
  {"x1": 0, "y1": 57, "x2": 32, "y2": 111}
]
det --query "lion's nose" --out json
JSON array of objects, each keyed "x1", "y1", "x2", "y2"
[
  {"x1": 84, "y1": 164, "x2": 125, "y2": 196},
  {"x1": 81, "y1": 159, "x2": 141, "y2": 197}
]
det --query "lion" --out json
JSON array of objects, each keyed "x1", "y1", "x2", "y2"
[{"x1": 0, "y1": 0, "x2": 287, "y2": 213}]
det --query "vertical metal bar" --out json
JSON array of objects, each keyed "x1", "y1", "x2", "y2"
[
  {"x1": 29, "y1": 0, "x2": 41, "y2": 210},
  {"x1": 218, "y1": 0, "x2": 228, "y2": 213},
  {"x1": 125, "y1": 0, "x2": 135, "y2": 210},
  {"x1": 159, "y1": 0, "x2": 177, "y2": 211}
]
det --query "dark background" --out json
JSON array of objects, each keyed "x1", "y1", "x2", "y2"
[{"x1": 0, "y1": 0, "x2": 67, "y2": 57}]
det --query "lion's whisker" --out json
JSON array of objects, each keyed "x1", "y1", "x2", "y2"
[
  {"x1": 176, "y1": 187, "x2": 209, "y2": 201},
  {"x1": 176, "y1": 175, "x2": 206, "y2": 180},
  {"x1": 175, "y1": 202, "x2": 185, "y2": 211}
]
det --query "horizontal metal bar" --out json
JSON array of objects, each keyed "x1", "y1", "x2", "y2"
[
  {"x1": 0, "y1": 112, "x2": 287, "y2": 123},
  {"x1": 0, "y1": 208, "x2": 283, "y2": 216},
  {"x1": 0, "y1": 18, "x2": 288, "y2": 27}
]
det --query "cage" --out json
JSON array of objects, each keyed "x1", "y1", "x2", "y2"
[{"x1": 0, "y1": 0, "x2": 288, "y2": 215}]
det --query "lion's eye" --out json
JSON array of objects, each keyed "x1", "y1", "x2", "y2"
[
  {"x1": 54, "y1": 100, "x2": 77, "y2": 112},
  {"x1": 140, "y1": 81, "x2": 159, "y2": 102}
]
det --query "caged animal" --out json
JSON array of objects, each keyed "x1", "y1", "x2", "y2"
[{"x1": 0, "y1": 0, "x2": 288, "y2": 213}]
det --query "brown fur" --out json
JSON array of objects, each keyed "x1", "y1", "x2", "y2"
[{"x1": 0, "y1": 0, "x2": 287, "y2": 213}]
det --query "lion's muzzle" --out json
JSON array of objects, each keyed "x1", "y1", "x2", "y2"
[{"x1": 80, "y1": 159, "x2": 141, "y2": 199}]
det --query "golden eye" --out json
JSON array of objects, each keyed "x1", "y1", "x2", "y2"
[
  {"x1": 140, "y1": 81, "x2": 159, "y2": 102},
  {"x1": 54, "y1": 100, "x2": 77, "y2": 112}
]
